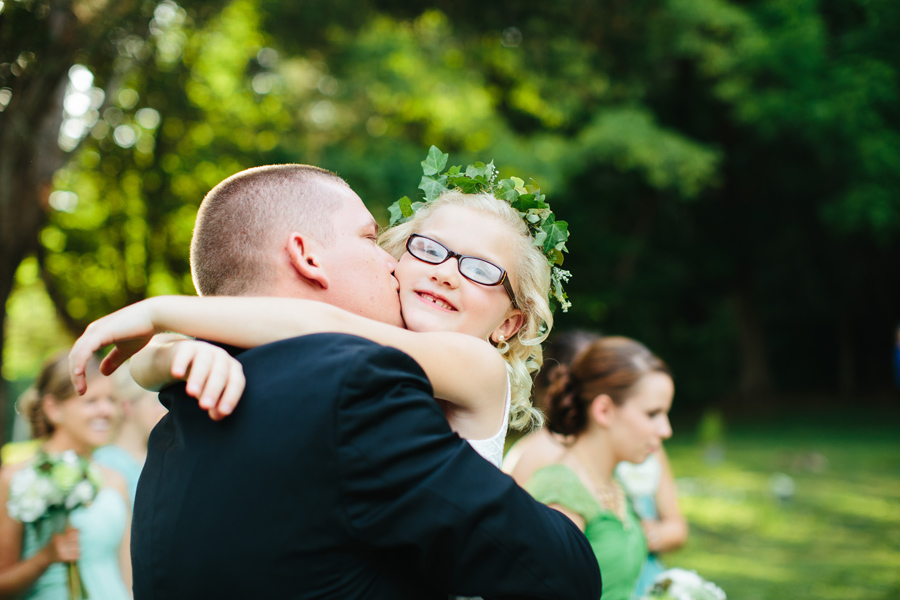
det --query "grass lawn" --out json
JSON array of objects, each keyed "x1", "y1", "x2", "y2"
[{"x1": 663, "y1": 411, "x2": 900, "y2": 600}]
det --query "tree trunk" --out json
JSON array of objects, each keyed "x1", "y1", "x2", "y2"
[
  {"x1": 731, "y1": 276, "x2": 773, "y2": 398},
  {"x1": 837, "y1": 313, "x2": 855, "y2": 397},
  {"x1": 0, "y1": 4, "x2": 81, "y2": 445}
]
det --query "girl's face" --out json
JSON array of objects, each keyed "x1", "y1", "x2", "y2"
[
  {"x1": 607, "y1": 372, "x2": 674, "y2": 464},
  {"x1": 46, "y1": 376, "x2": 118, "y2": 452},
  {"x1": 396, "y1": 205, "x2": 523, "y2": 341}
]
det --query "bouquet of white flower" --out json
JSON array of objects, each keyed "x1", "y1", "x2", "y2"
[
  {"x1": 641, "y1": 568, "x2": 727, "y2": 600},
  {"x1": 6, "y1": 449, "x2": 103, "y2": 600}
]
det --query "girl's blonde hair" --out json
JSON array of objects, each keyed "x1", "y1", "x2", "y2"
[{"x1": 379, "y1": 190, "x2": 553, "y2": 430}]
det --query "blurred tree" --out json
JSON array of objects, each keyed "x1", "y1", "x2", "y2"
[
  {"x1": 0, "y1": 0, "x2": 225, "y2": 439},
  {"x1": 4, "y1": 0, "x2": 900, "y2": 444}
]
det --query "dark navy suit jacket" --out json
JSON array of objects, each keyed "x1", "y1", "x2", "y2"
[{"x1": 132, "y1": 333, "x2": 601, "y2": 599}]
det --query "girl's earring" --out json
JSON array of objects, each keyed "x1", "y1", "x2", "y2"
[{"x1": 496, "y1": 335, "x2": 510, "y2": 355}]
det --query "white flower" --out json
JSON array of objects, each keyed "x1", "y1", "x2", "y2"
[
  {"x1": 7, "y1": 469, "x2": 55, "y2": 523},
  {"x1": 65, "y1": 480, "x2": 97, "y2": 510},
  {"x1": 8, "y1": 466, "x2": 37, "y2": 496},
  {"x1": 646, "y1": 569, "x2": 726, "y2": 600},
  {"x1": 7, "y1": 493, "x2": 48, "y2": 522}
]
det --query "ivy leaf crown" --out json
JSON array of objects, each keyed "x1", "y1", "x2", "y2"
[{"x1": 388, "y1": 145, "x2": 572, "y2": 312}]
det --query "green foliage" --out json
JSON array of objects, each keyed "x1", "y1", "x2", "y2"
[
  {"x1": 2, "y1": 259, "x2": 73, "y2": 381},
  {"x1": 5, "y1": 0, "x2": 900, "y2": 401}
]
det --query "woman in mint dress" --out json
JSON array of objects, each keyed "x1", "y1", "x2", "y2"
[
  {"x1": 0, "y1": 352, "x2": 131, "y2": 600},
  {"x1": 526, "y1": 336, "x2": 675, "y2": 600}
]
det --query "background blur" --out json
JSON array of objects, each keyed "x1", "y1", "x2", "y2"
[{"x1": 2, "y1": 0, "x2": 898, "y2": 597}]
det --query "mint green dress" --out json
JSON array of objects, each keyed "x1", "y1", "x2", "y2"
[
  {"x1": 527, "y1": 464, "x2": 647, "y2": 600},
  {"x1": 93, "y1": 445, "x2": 142, "y2": 504},
  {"x1": 20, "y1": 488, "x2": 130, "y2": 600}
]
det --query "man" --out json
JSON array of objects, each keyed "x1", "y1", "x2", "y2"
[{"x1": 70, "y1": 165, "x2": 601, "y2": 599}]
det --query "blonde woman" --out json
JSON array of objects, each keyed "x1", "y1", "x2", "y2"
[{"x1": 0, "y1": 353, "x2": 131, "y2": 600}]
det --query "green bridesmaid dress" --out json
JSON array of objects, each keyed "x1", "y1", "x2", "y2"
[
  {"x1": 527, "y1": 464, "x2": 648, "y2": 600},
  {"x1": 20, "y1": 488, "x2": 130, "y2": 600}
]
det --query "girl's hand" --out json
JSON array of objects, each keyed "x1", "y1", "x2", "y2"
[
  {"x1": 69, "y1": 300, "x2": 161, "y2": 394},
  {"x1": 45, "y1": 527, "x2": 79, "y2": 563},
  {"x1": 170, "y1": 339, "x2": 246, "y2": 420}
]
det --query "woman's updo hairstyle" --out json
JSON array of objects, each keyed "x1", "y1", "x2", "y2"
[
  {"x1": 546, "y1": 336, "x2": 670, "y2": 436},
  {"x1": 17, "y1": 350, "x2": 101, "y2": 439},
  {"x1": 532, "y1": 329, "x2": 601, "y2": 414}
]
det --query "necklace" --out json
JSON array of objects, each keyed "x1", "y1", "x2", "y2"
[{"x1": 570, "y1": 447, "x2": 630, "y2": 528}]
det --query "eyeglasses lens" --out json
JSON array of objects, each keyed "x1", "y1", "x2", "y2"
[
  {"x1": 459, "y1": 258, "x2": 502, "y2": 285},
  {"x1": 408, "y1": 236, "x2": 447, "y2": 263},
  {"x1": 408, "y1": 236, "x2": 503, "y2": 285}
]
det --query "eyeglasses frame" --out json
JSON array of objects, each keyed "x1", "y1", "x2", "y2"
[{"x1": 405, "y1": 234, "x2": 517, "y2": 308}]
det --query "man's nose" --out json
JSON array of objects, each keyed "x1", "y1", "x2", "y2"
[{"x1": 380, "y1": 247, "x2": 398, "y2": 270}]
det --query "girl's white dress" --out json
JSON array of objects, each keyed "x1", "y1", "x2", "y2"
[{"x1": 464, "y1": 376, "x2": 510, "y2": 468}]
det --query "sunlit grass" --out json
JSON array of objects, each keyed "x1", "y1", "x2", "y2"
[{"x1": 663, "y1": 413, "x2": 900, "y2": 600}]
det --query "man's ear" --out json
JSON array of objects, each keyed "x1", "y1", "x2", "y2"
[
  {"x1": 286, "y1": 232, "x2": 329, "y2": 290},
  {"x1": 589, "y1": 394, "x2": 615, "y2": 427},
  {"x1": 490, "y1": 309, "x2": 525, "y2": 344}
]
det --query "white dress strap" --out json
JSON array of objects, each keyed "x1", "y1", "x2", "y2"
[{"x1": 465, "y1": 374, "x2": 511, "y2": 468}]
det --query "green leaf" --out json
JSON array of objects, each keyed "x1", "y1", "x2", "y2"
[
  {"x1": 484, "y1": 160, "x2": 495, "y2": 181},
  {"x1": 399, "y1": 196, "x2": 413, "y2": 217},
  {"x1": 511, "y1": 194, "x2": 543, "y2": 212},
  {"x1": 421, "y1": 146, "x2": 449, "y2": 176},
  {"x1": 387, "y1": 198, "x2": 406, "y2": 226},
  {"x1": 542, "y1": 219, "x2": 569, "y2": 256},
  {"x1": 447, "y1": 165, "x2": 461, "y2": 176},
  {"x1": 550, "y1": 248, "x2": 564, "y2": 266},
  {"x1": 419, "y1": 174, "x2": 448, "y2": 201},
  {"x1": 496, "y1": 179, "x2": 518, "y2": 201},
  {"x1": 466, "y1": 163, "x2": 485, "y2": 179}
]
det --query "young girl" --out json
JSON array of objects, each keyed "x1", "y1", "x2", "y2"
[
  {"x1": 70, "y1": 155, "x2": 569, "y2": 468},
  {"x1": 0, "y1": 352, "x2": 132, "y2": 600}
]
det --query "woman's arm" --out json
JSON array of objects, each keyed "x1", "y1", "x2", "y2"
[
  {"x1": 642, "y1": 447, "x2": 688, "y2": 553},
  {"x1": 546, "y1": 504, "x2": 586, "y2": 532},
  {"x1": 0, "y1": 467, "x2": 80, "y2": 596},
  {"x1": 71, "y1": 296, "x2": 508, "y2": 436}
]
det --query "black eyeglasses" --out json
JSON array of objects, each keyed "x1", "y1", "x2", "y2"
[{"x1": 405, "y1": 234, "x2": 517, "y2": 307}]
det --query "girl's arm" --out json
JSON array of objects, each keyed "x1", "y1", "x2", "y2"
[
  {"x1": 0, "y1": 467, "x2": 80, "y2": 596},
  {"x1": 129, "y1": 335, "x2": 246, "y2": 421},
  {"x1": 71, "y1": 296, "x2": 508, "y2": 438},
  {"x1": 642, "y1": 447, "x2": 688, "y2": 553}
]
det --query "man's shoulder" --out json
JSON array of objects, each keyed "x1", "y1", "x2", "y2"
[
  {"x1": 232, "y1": 333, "x2": 430, "y2": 395},
  {"x1": 239, "y1": 333, "x2": 419, "y2": 369}
]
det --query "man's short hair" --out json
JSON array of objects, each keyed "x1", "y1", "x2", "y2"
[{"x1": 190, "y1": 164, "x2": 348, "y2": 296}]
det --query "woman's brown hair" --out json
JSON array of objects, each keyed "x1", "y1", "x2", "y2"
[
  {"x1": 545, "y1": 336, "x2": 670, "y2": 436},
  {"x1": 17, "y1": 350, "x2": 101, "y2": 439}
]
